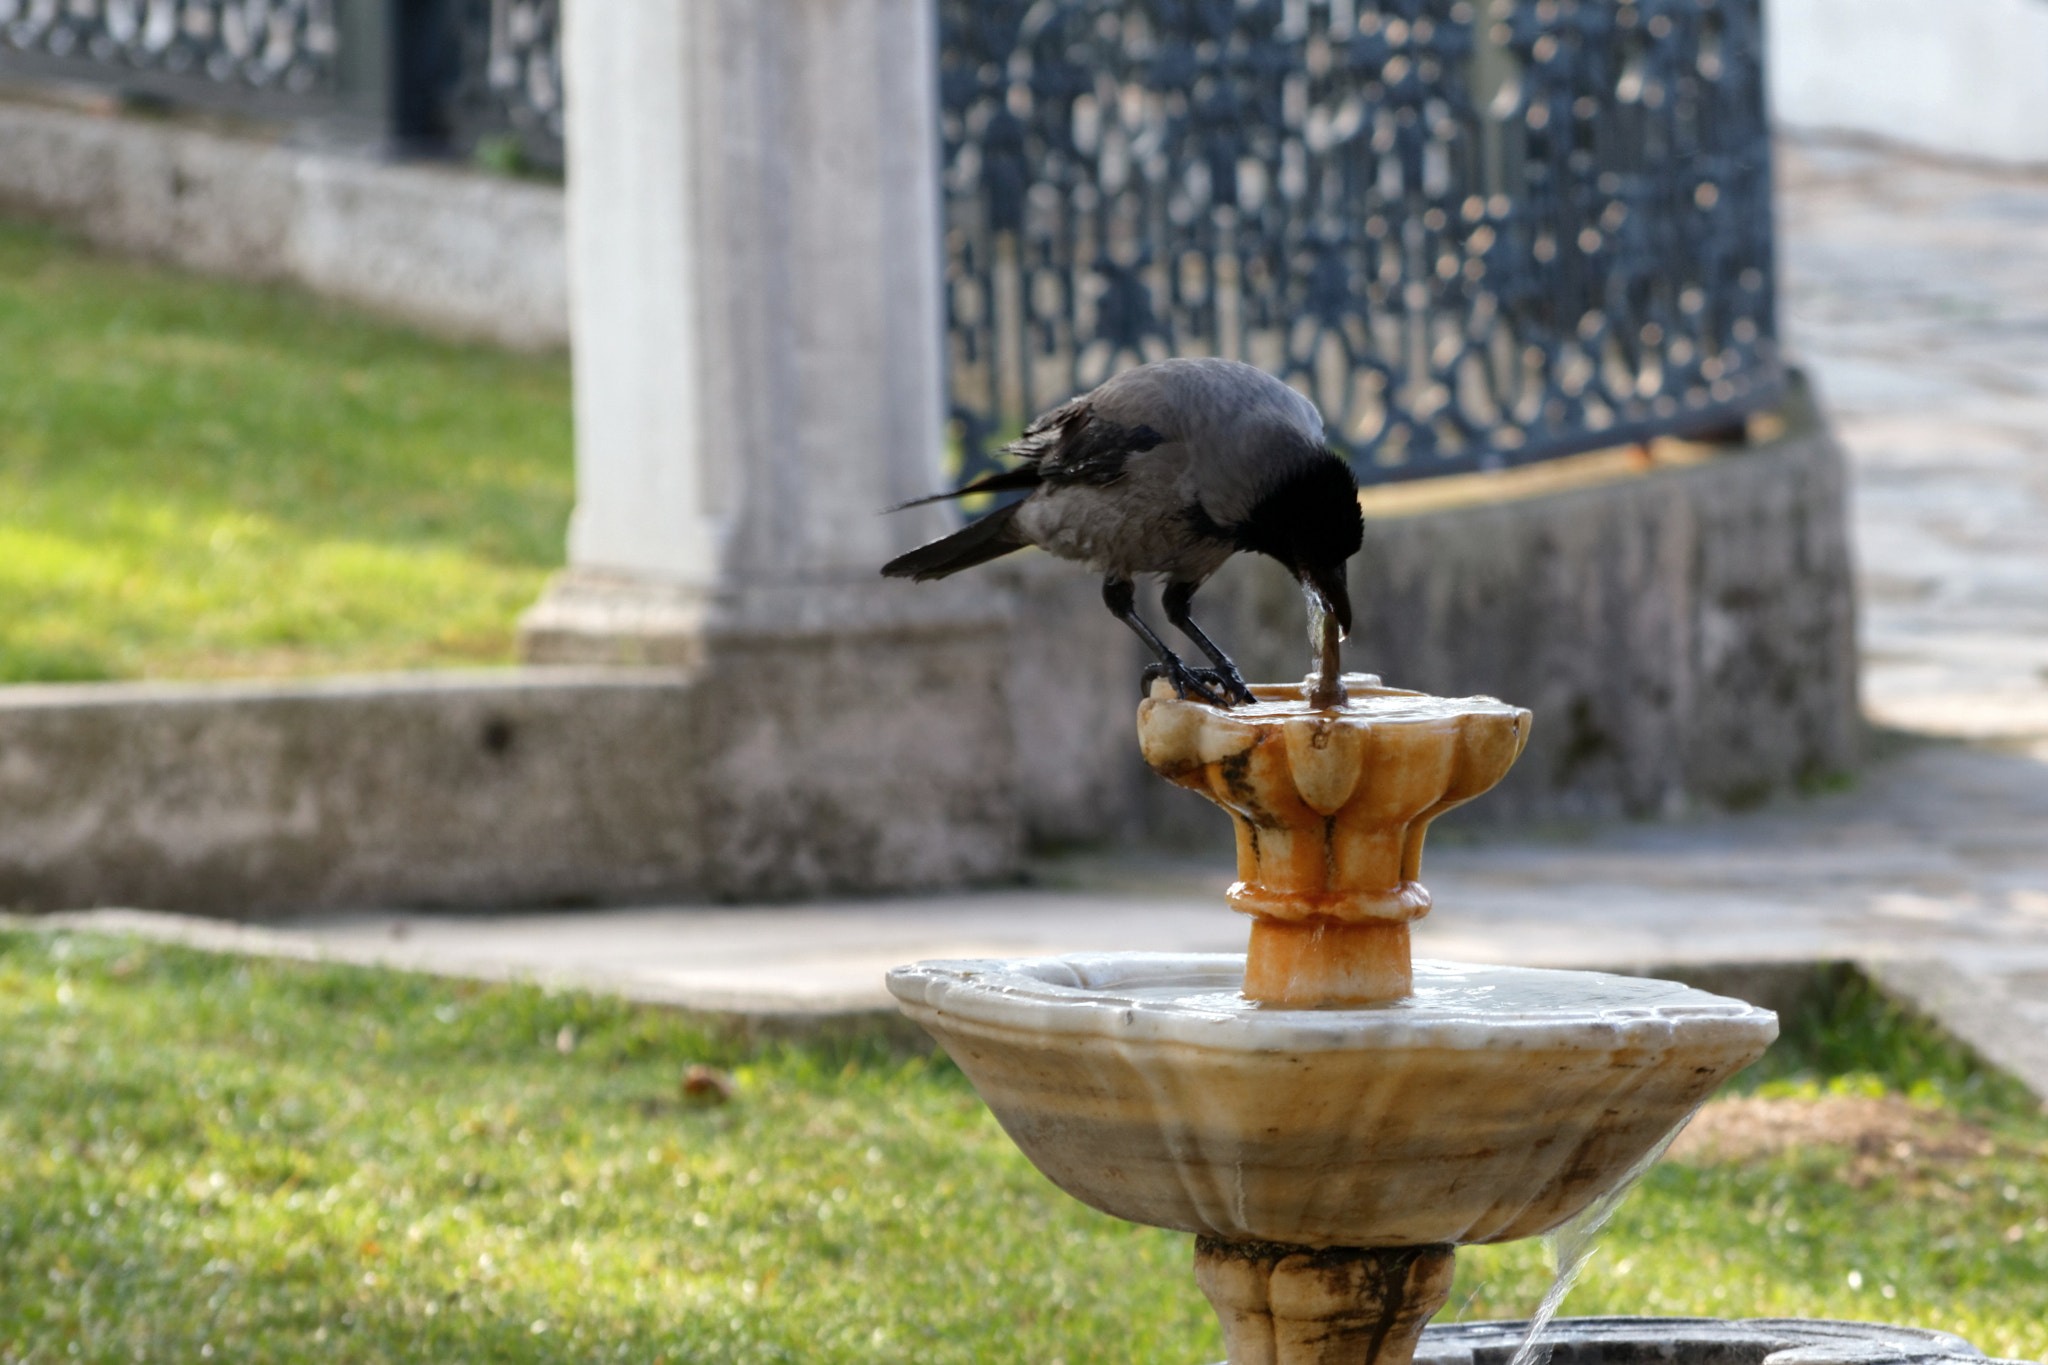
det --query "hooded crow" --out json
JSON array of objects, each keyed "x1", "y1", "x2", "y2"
[{"x1": 881, "y1": 357, "x2": 1363, "y2": 707}]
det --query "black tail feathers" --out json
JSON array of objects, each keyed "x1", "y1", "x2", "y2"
[
  {"x1": 880, "y1": 502, "x2": 1029, "y2": 581},
  {"x1": 883, "y1": 463, "x2": 1043, "y2": 513}
]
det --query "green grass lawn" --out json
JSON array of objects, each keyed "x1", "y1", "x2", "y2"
[
  {"x1": 2, "y1": 933, "x2": 2044, "y2": 1365},
  {"x1": 0, "y1": 222, "x2": 572, "y2": 683}
]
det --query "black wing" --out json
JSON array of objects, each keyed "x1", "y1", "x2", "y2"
[{"x1": 1025, "y1": 403, "x2": 1167, "y2": 487}]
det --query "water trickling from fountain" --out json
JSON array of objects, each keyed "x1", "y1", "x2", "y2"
[
  {"x1": 1504, "y1": 1118, "x2": 1695, "y2": 1365},
  {"x1": 1304, "y1": 595, "x2": 1346, "y2": 709}
]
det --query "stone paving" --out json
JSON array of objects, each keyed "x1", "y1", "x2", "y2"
[
  {"x1": 13, "y1": 135, "x2": 2048, "y2": 1100},
  {"x1": 1779, "y1": 135, "x2": 2048, "y2": 752}
]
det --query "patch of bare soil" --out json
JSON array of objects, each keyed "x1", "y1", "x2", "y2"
[{"x1": 1668, "y1": 1094, "x2": 1994, "y2": 1184}]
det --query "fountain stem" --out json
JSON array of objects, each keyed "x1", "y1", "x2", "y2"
[
  {"x1": 1243, "y1": 918, "x2": 1413, "y2": 1006},
  {"x1": 1195, "y1": 1238, "x2": 1456, "y2": 1365}
]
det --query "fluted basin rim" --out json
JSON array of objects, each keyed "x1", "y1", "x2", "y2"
[
  {"x1": 885, "y1": 953, "x2": 1777, "y2": 1054},
  {"x1": 889, "y1": 953, "x2": 1778, "y2": 1246}
]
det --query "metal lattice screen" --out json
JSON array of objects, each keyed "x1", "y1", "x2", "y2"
[
  {"x1": 0, "y1": 0, "x2": 340, "y2": 97},
  {"x1": 938, "y1": 0, "x2": 1780, "y2": 484},
  {"x1": 0, "y1": 0, "x2": 563, "y2": 165},
  {"x1": 447, "y1": 0, "x2": 562, "y2": 169}
]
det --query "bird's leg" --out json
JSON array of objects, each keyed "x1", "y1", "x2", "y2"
[
  {"x1": 1104, "y1": 577, "x2": 1229, "y2": 706},
  {"x1": 1162, "y1": 580, "x2": 1256, "y2": 706}
]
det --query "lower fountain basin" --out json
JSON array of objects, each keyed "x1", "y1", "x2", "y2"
[
  {"x1": 1417, "y1": 1316, "x2": 2022, "y2": 1365},
  {"x1": 887, "y1": 953, "x2": 1777, "y2": 1249}
]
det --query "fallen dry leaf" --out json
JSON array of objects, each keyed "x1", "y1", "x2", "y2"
[{"x1": 682, "y1": 1064, "x2": 736, "y2": 1106}]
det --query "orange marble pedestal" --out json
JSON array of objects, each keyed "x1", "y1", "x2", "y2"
[{"x1": 1137, "y1": 675, "x2": 1531, "y2": 1007}]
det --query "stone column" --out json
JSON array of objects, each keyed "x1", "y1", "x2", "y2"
[
  {"x1": 525, "y1": 0, "x2": 981, "y2": 655},
  {"x1": 520, "y1": 0, "x2": 1019, "y2": 898}
]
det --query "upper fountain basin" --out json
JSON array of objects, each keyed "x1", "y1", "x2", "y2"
[
  {"x1": 887, "y1": 953, "x2": 1776, "y2": 1249},
  {"x1": 1137, "y1": 680, "x2": 1531, "y2": 922}
]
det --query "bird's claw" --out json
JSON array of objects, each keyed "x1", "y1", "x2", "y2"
[
  {"x1": 1205, "y1": 667, "x2": 1257, "y2": 707},
  {"x1": 1141, "y1": 661, "x2": 1250, "y2": 708}
]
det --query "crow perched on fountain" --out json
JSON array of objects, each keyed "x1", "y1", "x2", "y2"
[{"x1": 881, "y1": 357, "x2": 1364, "y2": 708}]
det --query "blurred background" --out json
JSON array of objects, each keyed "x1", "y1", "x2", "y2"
[
  {"x1": 0, "y1": 0, "x2": 2041, "y2": 906},
  {"x1": 5, "y1": 5, "x2": 2048, "y2": 1360}
]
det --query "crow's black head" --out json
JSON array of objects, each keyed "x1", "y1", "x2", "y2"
[{"x1": 1233, "y1": 454, "x2": 1363, "y2": 630}]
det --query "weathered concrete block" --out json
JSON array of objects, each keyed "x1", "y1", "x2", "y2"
[
  {"x1": 0, "y1": 661, "x2": 1017, "y2": 916},
  {"x1": 672, "y1": 621, "x2": 1022, "y2": 902}
]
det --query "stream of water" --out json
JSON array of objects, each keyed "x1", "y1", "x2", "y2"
[{"x1": 1501, "y1": 1117, "x2": 1695, "y2": 1365}]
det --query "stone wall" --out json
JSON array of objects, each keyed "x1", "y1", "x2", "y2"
[
  {"x1": 0, "y1": 660, "x2": 1016, "y2": 917},
  {"x1": 0, "y1": 91, "x2": 567, "y2": 349}
]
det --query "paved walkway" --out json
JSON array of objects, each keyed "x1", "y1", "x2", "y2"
[
  {"x1": 14, "y1": 136, "x2": 2048, "y2": 1099},
  {"x1": 1780, "y1": 136, "x2": 2048, "y2": 752}
]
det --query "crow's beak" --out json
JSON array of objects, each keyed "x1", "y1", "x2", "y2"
[{"x1": 1300, "y1": 562, "x2": 1353, "y2": 637}]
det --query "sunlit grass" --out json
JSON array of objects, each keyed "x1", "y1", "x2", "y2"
[
  {"x1": 0, "y1": 931, "x2": 1209, "y2": 1364},
  {"x1": 0, "y1": 221, "x2": 572, "y2": 682},
  {"x1": 2, "y1": 935, "x2": 2044, "y2": 1364}
]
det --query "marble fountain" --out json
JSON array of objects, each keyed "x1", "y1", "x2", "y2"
[{"x1": 886, "y1": 669, "x2": 2020, "y2": 1365}]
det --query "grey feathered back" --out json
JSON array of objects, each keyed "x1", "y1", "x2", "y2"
[{"x1": 1085, "y1": 359, "x2": 1329, "y2": 525}]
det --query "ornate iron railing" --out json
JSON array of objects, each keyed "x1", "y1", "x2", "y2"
[
  {"x1": 938, "y1": 0, "x2": 1781, "y2": 484},
  {"x1": 0, "y1": 0, "x2": 563, "y2": 167},
  {"x1": 446, "y1": 0, "x2": 561, "y2": 168},
  {"x1": 8, "y1": 1, "x2": 1776, "y2": 488},
  {"x1": 0, "y1": 0, "x2": 346, "y2": 108}
]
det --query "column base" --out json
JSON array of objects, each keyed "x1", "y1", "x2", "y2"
[
  {"x1": 518, "y1": 570, "x2": 715, "y2": 668},
  {"x1": 513, "y1": 568, "x2": 1023, "y2": 899},
  {"x1": 518, "y1": 568, "x2": 1008, "y2": 666},
  {"x1": 1195, "y1": 1238, "x2": 1455, "y2": 1365}
]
